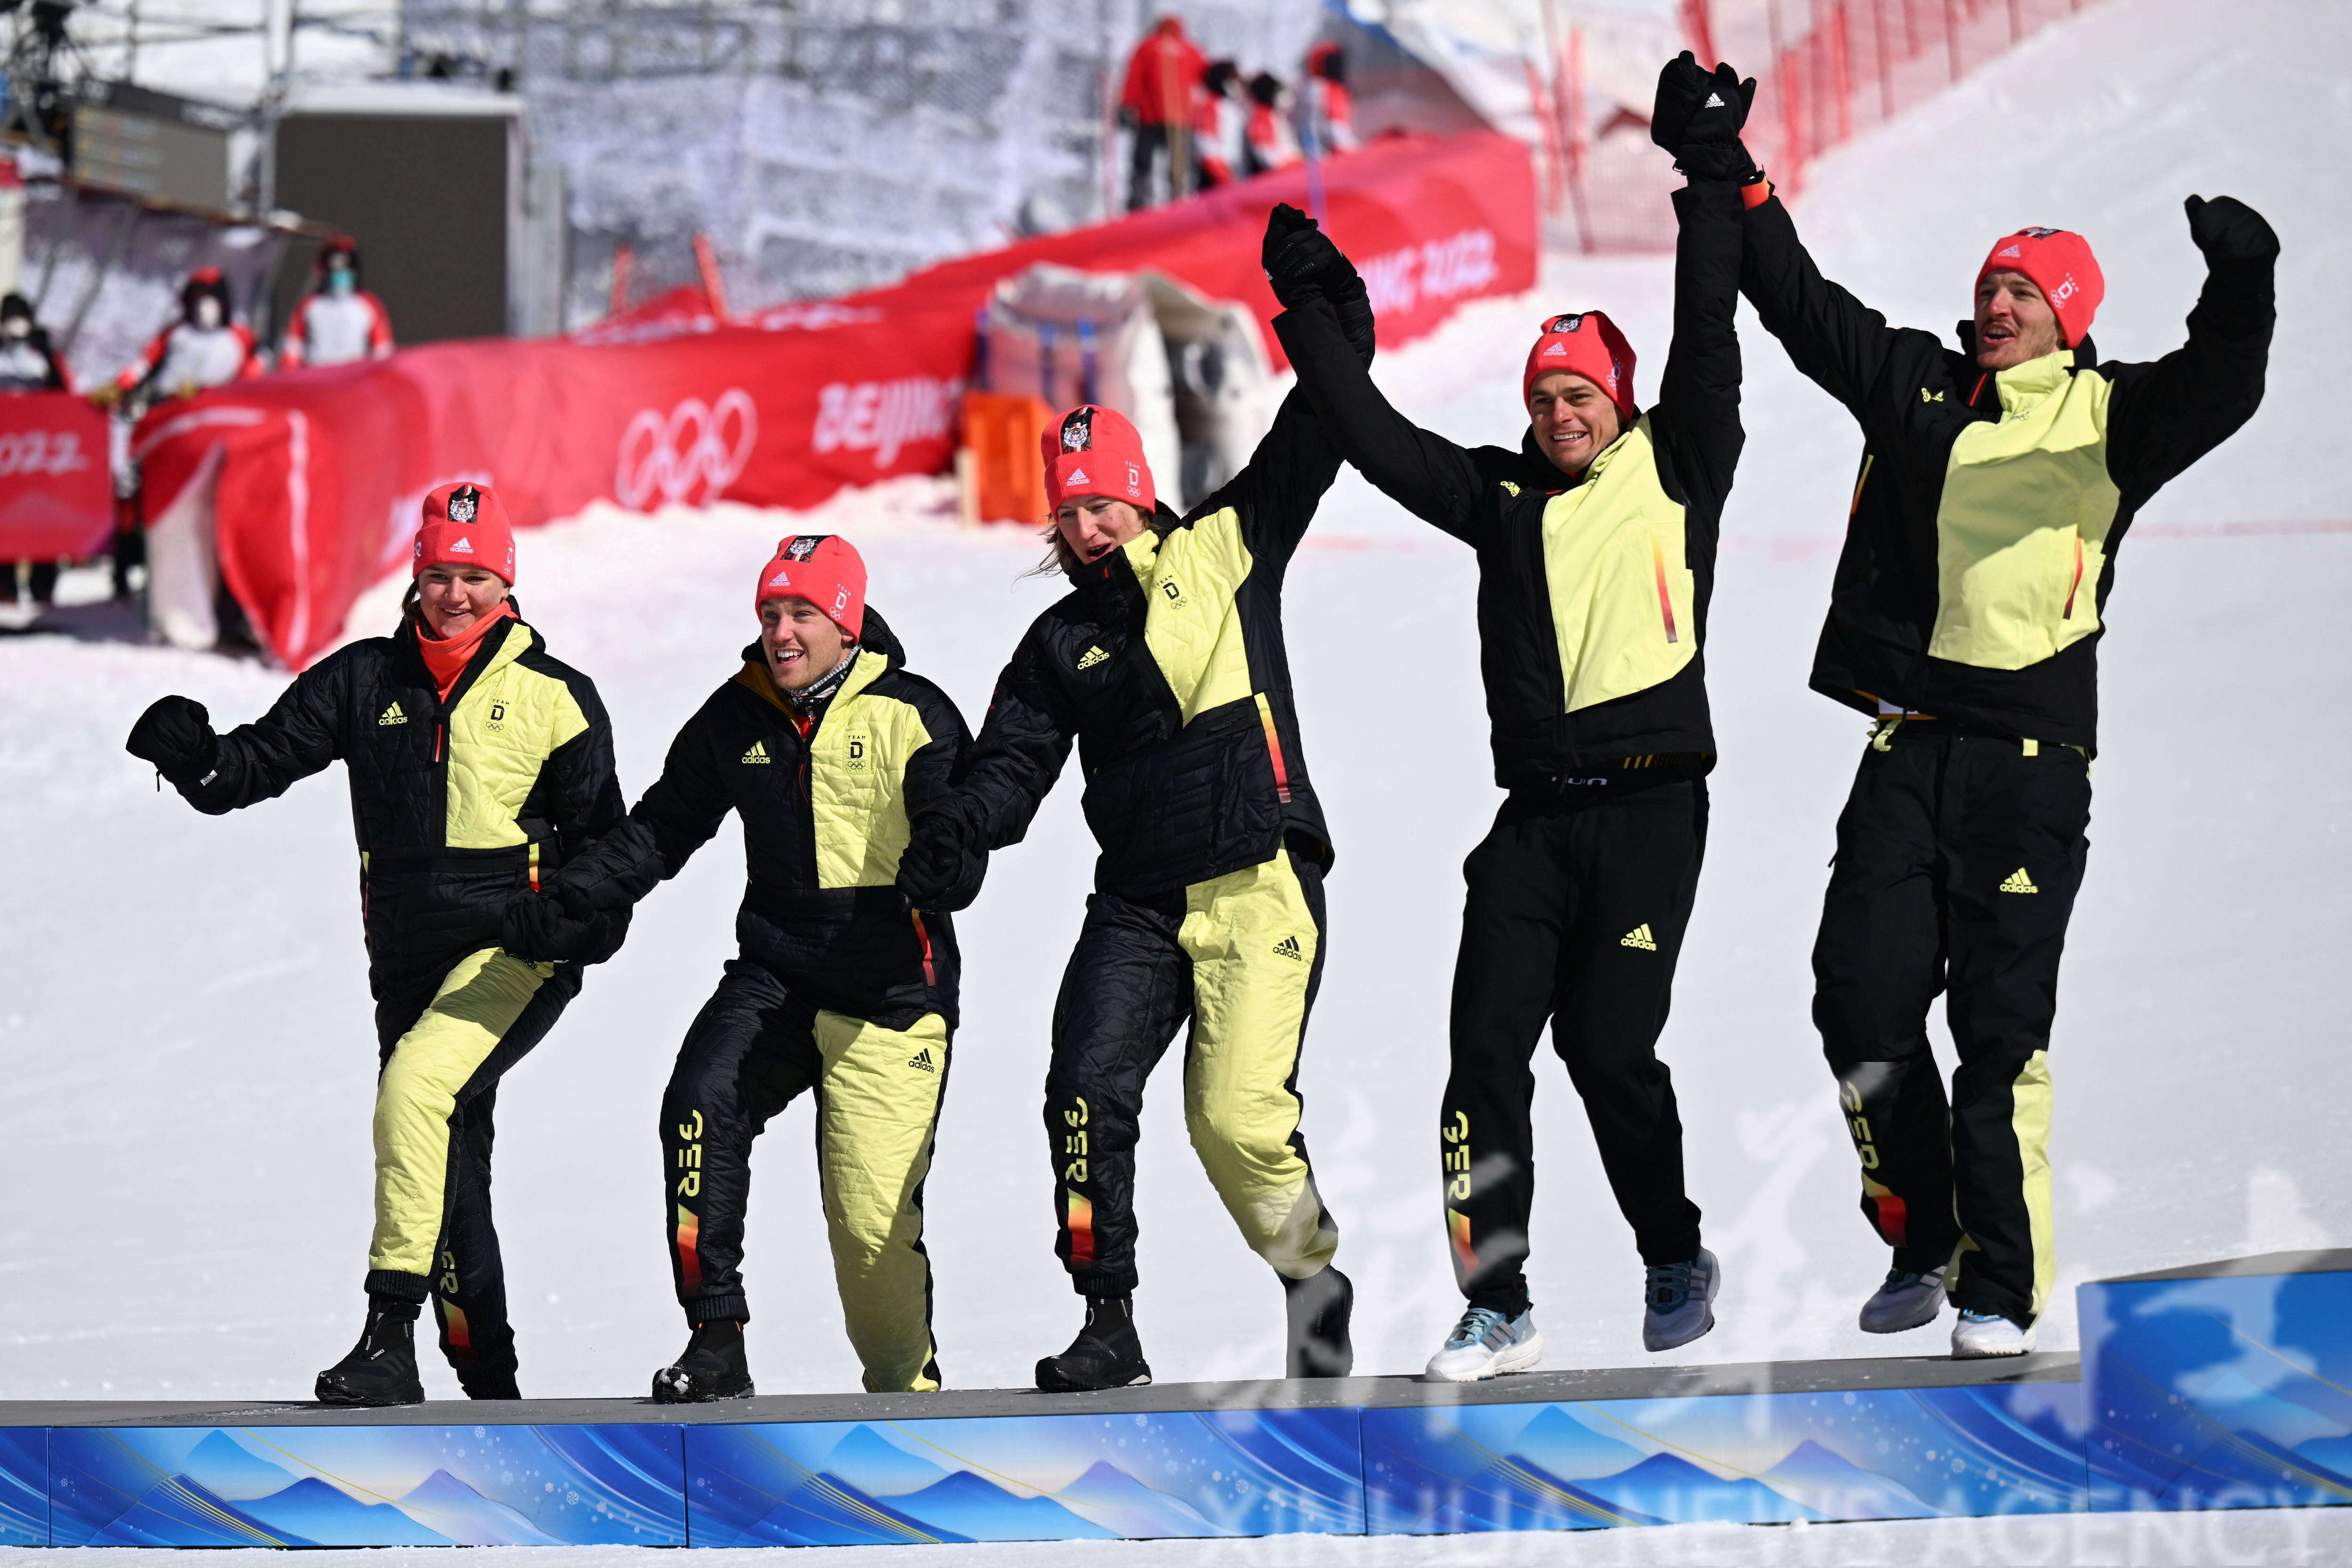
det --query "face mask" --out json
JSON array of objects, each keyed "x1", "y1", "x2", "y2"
[
  {"x1": 1, "y1": 318, "x2": 28, "y2": 341},
  {"x1": 194, "y1": 296, "x2": 222, "y2": 330},
  {"x1": 327, "y1": 264, "x2": 355, "y2": 297}
]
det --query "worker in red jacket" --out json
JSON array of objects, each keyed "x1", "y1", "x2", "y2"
[
  {"x1": 283, "y1": 238, "x2": 395, "y2": 368},
  {"x1": 1119, "y1": 16, "x2": 1206, "y2": 210},
  {"x1": 109, "y1": 268, "x2": 262, "y2": 404}
]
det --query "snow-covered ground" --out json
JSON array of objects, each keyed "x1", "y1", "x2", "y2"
[{"x1": 1, "y1": 0, "x2": 2347, "y2": 1558}]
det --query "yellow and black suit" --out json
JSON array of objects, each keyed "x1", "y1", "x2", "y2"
[
  {"x1": 932, "y1": 388, "x2": 1343, "y2": 1301},
  {"x1": 166, "y1": 612, "x2": 626, "y2": 1394},
  {"x1": 1740, "y1": 189, "x2": 2274, "y2": 1325},
  {"x1": 1278, "y1": 180, "x2": 1748, "y2": 1314},
  {"x1": 544, "y1": 609, "x2": 969, "y2": 1393}
]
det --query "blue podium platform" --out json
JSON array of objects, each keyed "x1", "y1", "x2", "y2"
[{"x1": 3, "y1": 1250, "x2": 2346, "y2": 1547}]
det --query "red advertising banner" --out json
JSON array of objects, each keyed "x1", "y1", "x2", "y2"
[
  {"x1": 0, "y1": 392, "x2": 113, "y2": 560},
  {"x1": 135, "y1": 129, "x2": 1534, "y2": 669}
]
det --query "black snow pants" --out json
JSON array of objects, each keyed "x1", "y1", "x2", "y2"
[
  {"x1": 1443, "y1": 780, "x2": 1708, "y2": 1318},
  {"x1": 1814, "y1": 723, "x2": 2090, "y2": 1328},
  {"x1": 367, "y1": 950, "x2": 580, "y2": 1396},
  {"x1": 1046, "y1": 843, "x2": 1338, "y2": 1299},
  {"x1": 661, "y1": 958, "x2": 950, "y2": 1393}
]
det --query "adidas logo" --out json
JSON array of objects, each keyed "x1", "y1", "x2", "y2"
[
  {"x1": 1271, "y1": 934, "x2": 1305, "y2": 963},
  {"x1": 906, "y1": 1046, "x2": 937, "y2": 1073},
  {"x1": 742, "y1": 742, "x2": 771, "y2": 765},
  {"x1": 447, "y1": 536, "x2": 473, "y2": 554},
  {"x1": 1077, "y1": 645, "x2": 1108, "y2": 670},
  {"x1": 1703, "y1": 91, "x2": 1724, "y2": 108},
  {"x1": 1621, "y1": 924, "x2": 1658, "y2": 950},
  {"x1": 1999, "y1": 867, "x2": 2039, "y2": 894},
  {"x1": 378, "y1": 702, "x2": 407, "y2": 726},
  {"x1": 1067, "y1": 466, "x2": 1090, "y2": 485},
  {"x1": 1998, "y1": 244, "x2": 2022, "y2": 257},
  {"x1": 1541, "y1": 341, "x2": 1567, "y2": 356}
]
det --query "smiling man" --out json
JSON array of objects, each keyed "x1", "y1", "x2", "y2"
[{"x1": 1735, "y1": 148, "x2": 2278, "y2": 1355}]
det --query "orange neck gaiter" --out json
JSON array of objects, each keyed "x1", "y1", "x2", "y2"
[{"x1": 416, "y1": 602, "x2": 516, "y2": 701}]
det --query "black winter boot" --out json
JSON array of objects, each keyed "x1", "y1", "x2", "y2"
[
  {"x1": 1036, "y1": 1295, "x2": 1152, "y2": 1392},
  {"x1": 652, "y1": 1320, "x2": 755, "y2": 1402},
  {"x1": 316, "y1": 1304, "x2": 426, "y2": 1407},
  {"x1": 1284, "y1": 1266, "x2": 1355, "y2": 1378}
]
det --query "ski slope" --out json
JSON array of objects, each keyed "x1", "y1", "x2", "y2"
[{"x1": 1, "y1": 0, "x2": 2348, "y2": 1559}]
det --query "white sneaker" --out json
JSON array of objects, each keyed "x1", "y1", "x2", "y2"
[
  {"x1": 1859, "y1": 1266, "x2": 1947, "y2": 1333},
  {"x1": 1951, "y1": 1308, "x2": 2037, "y2": 1358},
  {"x1": 1642, "y1": 1248, "x2": 1720, "y2": 1353},
  {"x1": 1425, "y1": 1306, "x2": 1544, "y2": 1382}
]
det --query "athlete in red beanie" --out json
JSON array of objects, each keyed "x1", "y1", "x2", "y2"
[
  {"x1": 1041, "y1": 404, "x2": 1155, "y2": 515},
  {"x1": 414, "y1": 482, "x2": 517, "y2": 585},
  {"x1": 754, "y1": 533, "x2": 867, "y2": 641},
  {"x1": 1975, "y1": 227, "x2": 2105, "y2": 360}
]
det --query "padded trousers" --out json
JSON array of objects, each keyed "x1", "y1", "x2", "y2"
[
  {"x1": 1046, "y1": 845, "x2": 1339, "y2": 1297},
  {"x1": 662, "y1": 958, "x2": 948, "y2": 1393},
  {"x1": 367, "y1": 947, "x2": 577, "y2": 1393},
  {"x1": 1441, "y1": 781, "x2": 1709, "y2": 1318},
  {"x1": 1813, "y1": 726, "x2": 2090, "y2": 1327}
]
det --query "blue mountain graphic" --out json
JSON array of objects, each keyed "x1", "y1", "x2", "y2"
[
  {"x1": 824, "y1": 1425, "x2": 951, "y2": 1497},
  {"x1": 178, "y1": 1432, "x2": 300, "y2": 1502},
  {"x1": 1576, "y1": 1451, "x2": 1824, "y2": 1525},
  {"x1": 1761, "y1": 1440, "x2": 1940, "y2": 1520},
  {"x1": 1508, "y1": 1406, "x2": 1650, "y2": 1480},
  {"x1": 885, "y1": 1468, "x2": 1119, "y2": 1542},
  {"x1": 87, "y1": 1474, "x2": 321, "y2": 1547},
  {"x1": 1057, "y1": 1460, "x2": 1226, "y2": 1538},
  {"x1": 735, "y1": 1470, "x2": 976, "y2": 1547},
  {"x1": 237, "y1": 1476, "x2": 452, "y2": 1546},
  {"x1": 1489, "y1": 1453, "x2": 1668, "y2": 1529},
  {"x1": 396, "y1": 1469, "x2": 562, "y2": 1545}
]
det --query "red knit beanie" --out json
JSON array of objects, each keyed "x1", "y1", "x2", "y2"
[
  {"x1": 413, "y1": 482, "x2": 516, "y2": 584},
  {"x1": 1042, "y1": 404, "x2": 1155, "y2": 515},
  {"x1": 754, "y1": 533, "x2": 866, "y2": 640},
  {"x1": 1978, "y1": 228, "x2": 2104, "y2": 347},
  {"x1": 1522, "y1": 311, "x2": 1638, "y2": 420}
]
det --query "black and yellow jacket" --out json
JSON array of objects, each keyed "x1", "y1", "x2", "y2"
[
  {"x1": 943, "y1": 388, "x2": 1342, "y2": 900},
  {"x1": 170, "y1": 611, "x2": 626, "y2": 992},
  {"x1": 1740, "y1": 190, "x2": 2274, "y2": 749},
  {"x1": 551, "y1": 609, "x2": 971, "y2": 1031},
  {"x1": 1276, "y1": 180, "x2": 1747, "y2": 791}
]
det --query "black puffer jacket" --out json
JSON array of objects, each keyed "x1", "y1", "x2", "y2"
[
  {"x1": 1277, "y1": 180, "x2": 1748, "y2": 790},
  {"x1": 935, "y1": 388, "x2": 1342, "y2": 901},
  {"x1": 168, "y1": 611, "x2": 627, "y2": 993},
  {"x1": 549, "y1": 610, "x2": 972, "y2": 1030}
]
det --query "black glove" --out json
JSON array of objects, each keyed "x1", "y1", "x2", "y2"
[
  {"x1": 500, "y1": 881, "x2": 605, "y2": 964},
  {"x1": 2185, "y1": 195, "x2": 2278, "y2": 268},
  {"x1": 1327, "y1": 269, "x2": 1377, "y2": 367},
  {"x1": 1262, "y1": 203, "x2": 1342, "y2": 310},
  {"x1": 1673, "y1": 59, "x2": 1759, "y2": 184},
  {"x1": 1649, "y1": 50, "x2": 1716, "y2": 154},
  {"x1": 126, "y1": 694, "x2": 218, "y2": 786},
  {"x1": 897, "y1": 812, "x2": 985, "y2": 912}
]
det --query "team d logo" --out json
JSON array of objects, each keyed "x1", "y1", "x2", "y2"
[
  {"x1": 447, "y1": 485, "x2": 480, "y2": 523},
  {"x1": 1060, "y1": 407, "x2": 1095, "y2": 452}
]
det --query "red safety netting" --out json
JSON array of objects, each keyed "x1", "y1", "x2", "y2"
[
  {"x1": 131, "y1": 128, "x2": 1535, "y2": 670},
  {"x1": 1533, "y1": 0, "x2": 2112, "y2": 252}
]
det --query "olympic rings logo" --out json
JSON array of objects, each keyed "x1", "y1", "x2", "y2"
[
  {"x1": 614, "y1": 388, "x2": 758, "y2": 510},
  {"x1": 0, "y1": 428, "x2": 91, "y2": 478}
]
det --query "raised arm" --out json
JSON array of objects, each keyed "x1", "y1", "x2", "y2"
[
  {"x1": 1653, "y1": 178, "x2": 1749, "y2": 515},
  {"x1": 2103, "y1": 195, "x2": 2277, "y2": 508},
  {"x1": 1187, "y1": 383, "x2": 1347, "y2": 569},
  {"x1": 1739, "y1": 190, "x2": 1904, "y2": 421},
  {"x1": 1273, "y1": 294, "x2": 1486, "y2": 544},
  {"x1": 125, "y1": 655, "x2": 349, "y2": 812}
]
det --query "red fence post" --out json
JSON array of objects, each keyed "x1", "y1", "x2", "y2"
[
  {"x1": 1945, "y1": 0, "x2": 1962, "y2": 81},
  {"x1": 1832, "y1": 2, "x2": 1852, "y2": 146},
  {"x1": 1566, "y1": 26, "x2": 1594, "y2": 253},
  {"x1": 1874, "y1": 0, "x2": 1893, "y2": 120}
]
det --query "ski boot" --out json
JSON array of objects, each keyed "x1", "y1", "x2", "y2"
[
  {"x1": 1283, "y1": 1267, "x2": 1355, "y2": 1378},
  {"x1": 652, "y1": 1320, "x2": 755, "y2": 1402},
  {"x1": 1952, "y1": 1308, "x2": 2036, "y2": 1358},
  {"x1": 1036, "y1": 1295, "x2": 1152, "y2": 1392},
  {"x1": 1859, "y1": 1265, "x2": 1947, "y2": 1334},
  {"x1": 1642, "y1": 1248, "x2": 1720, "y2": 1353},
  {"x1": 1425, "y1": 1305, "x2": 1543, "y2": 1382},
  {"x1": 317, "y1": 1304, "x2": 426, "y2": 1407}
]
